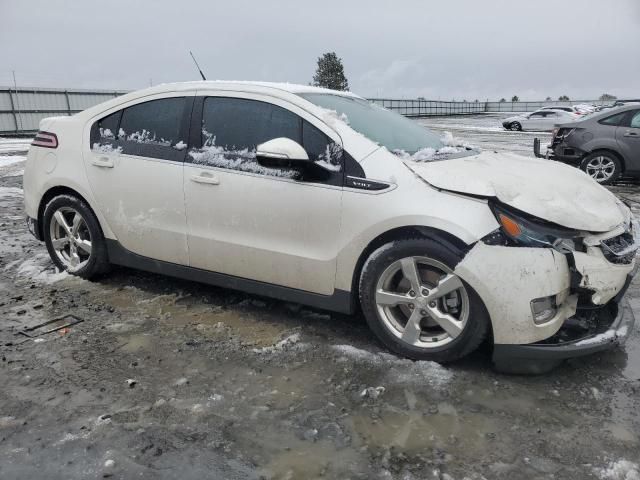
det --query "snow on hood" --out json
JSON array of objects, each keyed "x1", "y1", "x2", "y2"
[{"x1": 406, "y1": 151, "x2": 626, "y2": 232}]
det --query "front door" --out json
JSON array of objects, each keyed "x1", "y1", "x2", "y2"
[
  {"x1": 183, "y1": 94, "x2": 344, "y2": 295},
  {"x1": 83, "y1": 94, "x2": 194, "y2": 265}
]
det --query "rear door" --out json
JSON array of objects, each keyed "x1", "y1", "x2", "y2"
[
  {"x1": 183, "y1": 93, "x2": 344, "y2": 295},
  {"x1": 83, "y1": 93, "x2": 194, "y2": 264},
  {"x1": 616, "y1": 110, "x2": 640, "y2": 170}
]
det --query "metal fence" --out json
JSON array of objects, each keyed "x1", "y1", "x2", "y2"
[
  {"x1": 0, "y1": 86, "x2": 618, "y2": 135},
  {"x1": 0, "y1": 87, "x2": 127, "y2": 134},
  {"x1": 369, "y1": 98, "x2": 608, "y2": 117}
]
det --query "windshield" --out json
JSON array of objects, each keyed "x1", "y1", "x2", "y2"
[{"x1": 299, "y1": 93, "x2": 444, "y2": 153}]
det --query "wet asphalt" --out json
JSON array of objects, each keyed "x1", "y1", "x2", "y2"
[{"x1": 1, "y1": 121, "x2": 639, "y2": 479}]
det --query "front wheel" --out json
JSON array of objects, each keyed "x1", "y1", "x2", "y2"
[
  {"x1": 581, "y1": 151, "x2": 621, "y2": 185},
  {"x1": 510, "y1": 121, "x2": 522, "y2": 131},
  {"x1": 43, "y1": 194, "x2": 110, "y2": 279},
  {"x1": 359, "y1": 238, "x2": 490, "y2": 363}
]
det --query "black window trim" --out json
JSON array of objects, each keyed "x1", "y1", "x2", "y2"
[{"x1": 187, "y1": 95, "x2": 361, "y2": 187}]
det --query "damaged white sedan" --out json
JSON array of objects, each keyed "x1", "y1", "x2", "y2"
[{"x1": 23, "y1": 81, "x2": 637, "y2": 371}]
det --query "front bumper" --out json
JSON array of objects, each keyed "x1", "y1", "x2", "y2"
[{"x1": 493, "y1": 295, "x2": 635, "y2": 373}]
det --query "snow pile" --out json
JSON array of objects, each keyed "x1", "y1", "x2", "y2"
[
  {"x1": 595, "y1": 460, "x2": 640, "y2": 480},
  {"x1": 331, "y1": 344, "x2": 452, "y2": 388},
  {"x1": 314, "y1": 142, "x2": 343, "y2": 172},
  {"x1": 99, "y1": 128, "x2": 115, "y2": 139},
  {"x1": 394, "y1": 131, "x2": 476, "y2": 163},
  {"x1": 315, "y1": 106, "x2": 350, "y2": 128},
  {"x1": 92, "y1": 143, "x2": 122, "y2": 154},
  {"x1": 124, "y1": 129, "x2": 171, "y2": 146},
  {"x1": 189, "y1": 144, "x2": 300, "y2": 179},
  {"x1": 8, "y1": 253, "x2": 69, "y2": 284},
  {"x1": 174, "y1": 140, "x2": 187, "y2": 151},
  {"x1": 252, "y1": 333, "x2": 309, "y2": 354}
]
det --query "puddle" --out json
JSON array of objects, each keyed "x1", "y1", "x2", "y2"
[{"x1": 350, "y1": 403, "x2": 499, "y2": 455}]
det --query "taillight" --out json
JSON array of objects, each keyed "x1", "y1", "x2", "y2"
[{"x1": 32, "y1": 131, "x2": 58, "y2": 148}]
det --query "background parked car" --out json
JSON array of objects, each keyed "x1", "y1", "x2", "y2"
[
  {"x1": 538, "y1": 105, "x2": 591, "y2": 116},
  {"x1": 502, "y1": 109, "x2": 578, "y2": 132},
  {"x1": 534, "y1": 104, "x2": 640, "y2": 184}
]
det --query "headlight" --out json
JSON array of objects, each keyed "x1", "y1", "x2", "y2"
[{"x1": 489, "y1": 205, "x2": 581, "y2": 252}]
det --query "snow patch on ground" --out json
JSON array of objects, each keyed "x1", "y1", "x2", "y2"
[
  {"x1": 9, "y1": 253, "x2": 69, "y2": 284},
  {"x1": 595, "y1": 460, "x2": 640, "y2": 480},
  {"x1": 0, "y1": 186, "x2": 23, "y2": 198},
  {"x1": 253, "y1": 333, "x2": 309, "y2": 354},
  {"x1": 331, "y1": 344, "x2": 453, "y2": 388}
]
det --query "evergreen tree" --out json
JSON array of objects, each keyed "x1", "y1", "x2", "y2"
[
  {"x1": 511, "y1": 95, "x2": 519, "y2": 102},
  {"x1": 558, "y1": 95, "x2": 570, "y2": 101},
  {"x1": 313, "y1": 52, "x2": 349, "y2": 91}
]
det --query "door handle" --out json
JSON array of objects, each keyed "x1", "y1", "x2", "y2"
[
  {"x1": 190, "y1": 173, "x2": 220, "y2": 185},
  {"x1": 91, "y1": 157, "x2": 114, "y2": 168},
  {"x1": 623, "y1": 131, "x2": 639, "y2": 138}
]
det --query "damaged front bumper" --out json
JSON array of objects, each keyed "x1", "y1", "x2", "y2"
[{"x1": 493, "y1": 290, "x2": 635, "y2": 374}]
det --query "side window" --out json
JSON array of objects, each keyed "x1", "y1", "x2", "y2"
[
  {"x1": 119, "y1": 98, "x2": 186, "y2": 146},
  {"x1": 189, "y1": 97, "x2": 342, "y2": 181},
  {"x1": 201, "y1": 97, "x2": 300, "y2": 151},
  {"x1": 90, "y1": 110, "x2": 122, "y2": 150},
  {"x1": 630, "y1": 111, "x2": 640, "y2": 129},
  {"x1": 600, "y1": 112, "x2": 626, "y2": 126}
]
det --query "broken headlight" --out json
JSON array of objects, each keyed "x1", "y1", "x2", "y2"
[{"x1": 486, "y1": 205, "x2": 582, "y2": 252}]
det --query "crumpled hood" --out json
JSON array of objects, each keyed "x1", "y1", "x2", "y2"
[{"x1": 406, "y1": 151, "x2": 626, "y2": 232}]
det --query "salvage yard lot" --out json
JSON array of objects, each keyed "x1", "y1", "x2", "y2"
[{"x1": 1, "y1": 118, "x2": 639, "y2": 480}]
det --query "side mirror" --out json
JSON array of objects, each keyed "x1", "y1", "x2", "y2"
[{"x1": 256, "y1": 138, "x2": 310, "y2": 168}]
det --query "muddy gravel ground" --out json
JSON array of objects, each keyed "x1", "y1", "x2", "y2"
[{"x1": 1, "y1": 123, "x2": 640, "y2": 480}]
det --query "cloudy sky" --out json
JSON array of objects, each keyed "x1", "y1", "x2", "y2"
[{"x1": 1, "y1": 0, "x2": 638, "y2": 100}]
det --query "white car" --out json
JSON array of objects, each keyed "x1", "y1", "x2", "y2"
[
  {"x1": 502, "y1": 109, "x2": 578, "y2": 131},
  {"x1": 23, "y1": 81, "x2": 637, "y2": 370}
]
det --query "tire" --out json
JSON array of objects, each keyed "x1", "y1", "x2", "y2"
[
  {"x1": 43, "y1": 194, "x2": 110, "y2": 279},
  {"x1": 510, "y1": 122, "x2": 522, "y2": 131},
  {"x1": 359, "y1": 238, "x2": 490, "y2": 363},
  {"x1": 580, "y1": 151, "x2": 621, "y2": 185}
]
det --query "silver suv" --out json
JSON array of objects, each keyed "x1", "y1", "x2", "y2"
[{"x1": 534, "y1": 105, "x2": 640, "y2": 184}]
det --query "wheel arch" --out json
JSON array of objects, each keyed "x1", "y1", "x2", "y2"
[
  {"x1": 37, "y1": 185, "x2": 107, "y2": 241},
  {"x1": 348, "y1": 225, "x2": 471, "y2": 314}
]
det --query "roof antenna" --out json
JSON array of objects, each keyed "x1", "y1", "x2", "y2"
[{"x1": 189, "y1": 51, "x2": 207, "y2": 81}]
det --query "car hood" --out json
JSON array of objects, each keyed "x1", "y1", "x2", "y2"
[{"x1": 405, "y1": 151, "x2": 626, "y2": 232}]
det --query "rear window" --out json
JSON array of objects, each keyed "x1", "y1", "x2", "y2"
[{"x1": 599, "y1": 112, "x2": 626, "y2": 126}]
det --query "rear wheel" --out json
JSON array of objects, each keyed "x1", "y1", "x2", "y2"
[
  {"x1": 359, "y1": 238, "x2": 490, "y2": 363},
  {"x1": 43, "y1": 195, "x2": 110, "y2": 279},
  {"x1": 581, "y1": 151, "x2": 621, "y2": 185}
]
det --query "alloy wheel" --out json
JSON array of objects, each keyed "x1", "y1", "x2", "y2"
[
  {"x1": 375, "y1": 256, "x2": 470, "y2": 348},
  {"x1": 585, "y1": 156, "x2": 615, "y2": 183},
  {"x1": 49, "y1": 207, "x2": 93, "y2": 272}
]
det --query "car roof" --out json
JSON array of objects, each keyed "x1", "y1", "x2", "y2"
[
  {"x1": 138, "y1": 80, "x2": 363, "y2": 99},
  {"x1": 78, "y1": 80, "x2": 365, "y2": 122}
]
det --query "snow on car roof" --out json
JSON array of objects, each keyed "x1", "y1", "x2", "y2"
[{"x1": 143, "y1": 80, "x2": 363, "y2": 98}]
